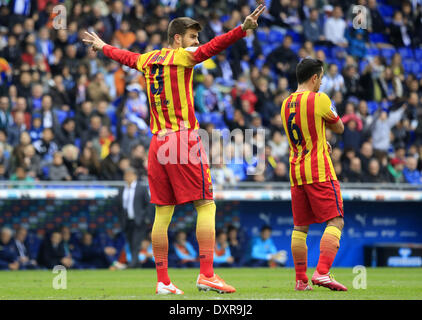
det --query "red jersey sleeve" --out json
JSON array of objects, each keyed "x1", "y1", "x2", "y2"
[
  {"x1": 102, "y1": 45, "x2": 141, "y2": 70},
  {"x1": 191, "y1": 25, "x2": 247, "y2": 64}
]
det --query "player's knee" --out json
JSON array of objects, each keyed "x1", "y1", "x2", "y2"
[
  {"x1": 327, "y1": 217, "x2": 344, "y2": 231},
  {"x1": 194, "y1": 199, "x2": 214, "y2": 208}
]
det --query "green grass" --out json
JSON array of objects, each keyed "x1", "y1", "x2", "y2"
[{"x1": 0, "y1": 268, "x2": 421, "y2": 300}]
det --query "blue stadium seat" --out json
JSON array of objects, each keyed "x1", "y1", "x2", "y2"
[
  {"x1": 256, "y1": 30, "x2": 268, "y2": 43},
  {"x1": 262, "y1": 43, "x2": 277, "y2": 57},
  {"x1": 369, "y1": 33, "x2": 389, "y2": 44},
  {"x1": 367, "y1": 47, "x2": 380, "y2": 57},
  {"x1": 398, "y1": 47, "x2": 414, "y2": 59},
  {"x1": 415, "y1": 48, "x2": 422, "y2": 60},
  {"x1": 268, "y1": 29, "x2": 284, "y2": 43},
  {"x1": 403, "y1": 59, "x2": 415, "y2": 74},
  {"x1": 378, "y1": 4, "x2": 395, "y2": 18},
  {"x1": 286, "y1": 30, "x2": 301, "y2": 43},
  {"x1": 380, "y1": 47, "x2": 396, "y2": 60},
  {"x1": 359, "y1": 59, "x2": 369, "y2": 73},
  {"x1": 290, "y1": 42, "x2": 301, "y2": 54},
  {"x1": 314, "y1": 45, "x2": 330, "y2": 58},
  {"x1": 331, "y1": 46, "x2": 346, "y2": 59}
]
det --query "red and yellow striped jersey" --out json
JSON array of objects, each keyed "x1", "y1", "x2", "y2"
[
  {"x1": 280, "y1": 91, "x2": 340, "y2": 186},
  {"x1": 102, "y1": 25, "x2": 247, "y2": 135},
  {"x1": 136, "y1": 47, "x2": 199, "y2": 134}
]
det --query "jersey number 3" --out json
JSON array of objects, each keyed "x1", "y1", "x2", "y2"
[
  {"x1": 150, "y1": 64, "x2": 164, "y2": 96},
  {"x1": 287, "y1": 112, "x2": 303, "y2": 146}
]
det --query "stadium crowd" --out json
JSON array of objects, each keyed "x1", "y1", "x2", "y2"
[
  {"x1": 0, "y1": 0, "x2": 422, "y2": 185},
  {"x1": 0, "y1": 224, "x2": 287, "y2": 270},
  {"x1": 1, "y1": 0, "x2": 422, "y2": 270}
]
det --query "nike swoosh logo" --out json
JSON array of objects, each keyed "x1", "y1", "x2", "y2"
[
  {"x1": 201, "y1": 279, "x2": 224, "y2": 288},
  {"x1": 164, "y1": 287, "x2": 177, "y2": 294}
]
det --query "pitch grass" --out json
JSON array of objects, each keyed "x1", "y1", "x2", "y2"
[{"x1": 0, "y1": 267, "x2": 421, "y2": 300}]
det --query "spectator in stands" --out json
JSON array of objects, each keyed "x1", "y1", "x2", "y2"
[
  {"x1": 0, "y1": 227, "x2": 19, "y2": 270},
  {"x1": 75, "y1": 145, "x2": 100, "y2": 180},
  {"x1": 7, "y1": 111, "x2": 26, "y2": 147},
  {"x1": 120, "y1": 122, "x2": 141, "y2": 157},
  {"x1": 359, "y1": 141, "x2": 374, "y2": 175},
  {"x1": 73, "y1": 232, "x2": 110, "y2": 269},
  {"x1": 214, "y1": 230, "x2": 235, "y2": 267},
  {"x1": 303, "y1": 8, "x2": 325, "y2": 44},
  {"x1": 37, "y1": 230, "x2": 73, "y2": 269},
  {"x1": 389, "y1": 10, "x2": 413, "y2": 48},
  {"x1": 372, "y1": 105, "x2": 407, "y2": 160},
  {"x1": 343, "y1": 118, "x2": 362, "y2": 153},
  {"x1": 173, "y1": 231, "x2": 198, "y2": 268},
  {"x1": 137, "y1": 238, "x2": 155, "y2": 268},
  {"x1": 46, "y1": 151, "x2": 71, "y2": 181},
  {"x1": 324, "y1": 5, "x2": 348, "y2": 47},
  {"x1": 29, "y1": 115, "x2": 43, "y2": 143},
  {"x1": 100, "y1": 141, "x2": 121, "y2": 180},
  {"x1": 195, "y1": 74, "x2": 223, "y2": 113},
  {"x1": 319, "y1": 64, "x2": 345, "y2": 97},
  {"x1": 92, "y1": 126, "x2": 115, "y2": 160},
  {"x1": 387, "y1": 158, "x2": 406, "y2": 183},
  {"x1": 266, "y1": 35, "x2": 298, "y2": 86},
  {"x1": 129, "y1": 144, "x2": 147, "y2": 179},
  {"x1": 227, "y1": 225, "x2": 245, "y2": 267},
  {"x1": 0, "y1": 96, "x2": 13, "y2": 131},
  {"x1": 122, "y1": 83, "x2": 148, "y2": 131},
  {"x1": 250, "y1": 226, "x2": 287, "y2": 267},
  {"x1": 343, "y1": 65, "x2": 361, "y2": 100},
  {"x1": 33, "y1": 128, "x2": 58, "y2": 163},
  {"x1": 343, "y1": 157, "x2": 363, "y2": 183},
  {"x1": 403, "y1": 157, "x2": 422, "y2": 185},
  {"x1": 87, "y1": 72, "x2": 112, "y2": 104},
  {"x1": 210, "y1": 153, "x2": 237, "y2": 186},
  {"x1": 362, "y1": 158, "x2": 388, "y2": 183},
  {"x1": 55, "y1": 118, "x2": 76, "y2": 148},
  {"x1": 39, "y1": 95, "x2": 59, "y2": 132},
  {"x1": 81, "y1": 114, "x2": 102, "y2": 148},
  {"x1": 14, "y1": 227, "x2": 37, "y2": 269}
]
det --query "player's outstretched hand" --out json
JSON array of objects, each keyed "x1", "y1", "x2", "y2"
[
  {"x1": 241, "y1": 4, "x2": 266, "y2": 31},
  {"x1": 82, "y1": 31, "x2": 107, "y2": 52}
]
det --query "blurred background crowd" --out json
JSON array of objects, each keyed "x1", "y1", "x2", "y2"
[
  {"x1": 1, "y1": 0, "x2": 422, "y2": 270},
  {"x1": 0, "y1": 224, "x2": 288, "y2": 270},
  {"x1": 0, "y1": 0, "x2": 422, "y2": 186}
]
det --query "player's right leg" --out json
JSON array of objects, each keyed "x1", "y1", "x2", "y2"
[
  {"x1": 291, "y1": 185, "x2": 314, "y2": 291},
  {"x1": 312, "y1": 216, "x2": 347, "y2": 291},
  {"x1": 148, "y1": 134, "x2": 182, "y2": 294},
  {"x1": 194, "y1": 199, "x2": 235, "y2": 294}
]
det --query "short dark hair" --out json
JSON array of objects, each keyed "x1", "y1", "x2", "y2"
[
  {"x1": 168, "y1": 17, "x2": 202, "y2": 44},
  {"x1": 296, "y1": 58, "x2": 324, "y2": 84}
]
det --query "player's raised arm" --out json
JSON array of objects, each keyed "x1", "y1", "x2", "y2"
[
  {"x1": 82, "y1": 31, "x2": 140, "y2": 70},
  {"x1": 191, "y1": 4, "x2": 266, "y2": 64}
]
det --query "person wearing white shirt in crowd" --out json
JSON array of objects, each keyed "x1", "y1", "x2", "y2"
[{"x1": 324, "y1": 6, "x2": 348, "y2": 47}]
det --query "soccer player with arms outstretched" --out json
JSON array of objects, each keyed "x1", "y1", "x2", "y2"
[
  {"x1": 83, "y1": 4, "x2": 266, "y2": 295},
  {"x1": 281, "y1": 58, "x2": 348, "y2": 291}
]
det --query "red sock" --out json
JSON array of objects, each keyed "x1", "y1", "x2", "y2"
[
  {"x1": 151, "y1": 205, "x2": 174, "y2": 285},
  {"x1": 196, "y1": 202, "x2": 216, "y2": 278},
  {"x1": 316, "y1": 226, "x2": 341, "y2": 275}
]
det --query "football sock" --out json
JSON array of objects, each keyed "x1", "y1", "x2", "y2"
[
  {"x1": 316, "y1": 225, "x2": 342, "y2": 275},
  {"x1": 151, "y1": 205, "x2": 175, "y2": 285},
  {"x1": 291, "y1": 230, "x2": 308, "y2": 282},
  {"x1": 195, "y1": 201, "x2": 216, "y2": 278}
]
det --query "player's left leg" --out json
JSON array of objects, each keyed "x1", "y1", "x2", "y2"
[
  {"x1": 194, "y1": 199, "x2": 236, "y2": 294},
  {"x1": 305, "y1": 180, "x2": 347, "y2": 291},
  {"x1": 291, "y1": 225, "x2": 312, "y2": 291},
  {"x1": 152, "y1": 204, "x2": 185, "y2": 295}
]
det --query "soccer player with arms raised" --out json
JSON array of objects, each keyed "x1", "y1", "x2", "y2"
[
  {"x1": 281, "y1": 58, "x2": 347, "y2": 291},
  {"x1": 83, "y1": 4, "x2": 266, "y2": 295}
]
